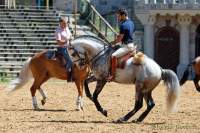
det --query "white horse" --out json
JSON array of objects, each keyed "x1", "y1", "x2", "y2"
[{"x1": 70, "y1": 35, "x2": 181, "y2": 122}]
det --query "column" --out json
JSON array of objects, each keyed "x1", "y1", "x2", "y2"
[
  {"x1": 144, "y1": 0, "x2": 149, "y2": 4},
  {"x1": 46, "y1": 0, "x2": 49, "y2": 10},
  {"x1": 178, "y1": 15, "x2": 191, "y2": 65},
  {"x1": 177, "y1": 15, "x2": 192, "y2": 79},
  {"x1": 143, "y1": 15, "x2": 156, "y2": 59}
]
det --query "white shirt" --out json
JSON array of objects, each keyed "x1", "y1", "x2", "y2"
[{"x1": 55, "y1": 27, "x2": 72, "y2": 47}]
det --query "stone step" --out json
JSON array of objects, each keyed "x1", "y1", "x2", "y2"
[
  {"x1": 0, "y1": 36, "x2": 55, "y2": 41},
  {"x1": 0, "y1": 18, "x2": 58, "y2": 23},
  {"x1": 0, "y1": 53, "x2": 35, "y2": 58},
  {"x1": 0, "y1": 15, "x2": 58, "y2": 20},
  {"x1": 0, "y1": 48, "x2": 54, "y2": 53},
  {"x1": 0, "y1": 16, "x2": 58, "y2": 21},
  {"x1": 0, "y1": 40, "x2": 55, "y2": 43},
  {"x1": 0, "y1": 21, "x2": 58, "y2": 26},
  {"x1": 0, "y1": 26, "x2": 57, "y2": 30},
  {"x1": 0, "y1": 44, "x2": 56, "y2": 49},
  {"x1": 0, "y1": 29, "x2": 55, "y2": 33},
  {"x1": 0, "y1": 56, "x2": 30, "y2": 62},
  {"x1": 0, "y1": 61, "x2": 26, "y2": 66},
  {"x1": 0, "y1": 12, "x2": 59, "y2": 17},
  {"x1": 0, "y1": 33, "x2": 55, "y2": 37},
  {"x1": 0, "y1": 8, "x2": 57, "y2": 13},
  {"x1": 0, "y1": 65, "x2": 22, "y2": 71}
]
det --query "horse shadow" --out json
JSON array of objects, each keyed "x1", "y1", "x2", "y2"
[{"x1": 20, "y1": 119, "x2": 166, "y2": 125}]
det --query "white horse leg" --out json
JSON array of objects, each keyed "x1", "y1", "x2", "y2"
[
  {"x1": 32, "y1": 96, "x2": 40, "y2": 110},
  {"x1": 76, "y1": 95, "x2": 83, "y2": 111},
  {"x1": 38, "y1": 88, "x2": 47, "y2": 105}
]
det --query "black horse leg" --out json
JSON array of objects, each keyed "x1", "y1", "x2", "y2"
[
  {"x1": 84, "y1": 75, "x2": 96, "y2": 101},
  {"x1": 115, "y1": 84, "x2": 144, "y2": 123},
  {"x1": 93, "y1": 80, "x2": 107, "y2": 117},
  {"x1": 135, "y1": 92, "x2": 155, "y2": 122},
  {"x1": 193, "y1": 75, "x2": 200, "y2": 92}
]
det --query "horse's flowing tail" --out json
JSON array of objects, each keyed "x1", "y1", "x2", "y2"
[
  {"x1": 161, "y1": 69, "x2": 181, "y2": 112},
  {"x1": 6, "y1": 58, "x2": 33, "y2": 93}
]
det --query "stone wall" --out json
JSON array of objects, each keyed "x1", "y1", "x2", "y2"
[
  {"x1": 90, "y1": 0, "x2": 133, "y2": 14},
  {"x1": 53, "y1": 0, "x2": 73, "y2": 11}
]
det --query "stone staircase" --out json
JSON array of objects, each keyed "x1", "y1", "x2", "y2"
[{"x1": 0, "y1": 8, "x2": 93, "y2": 80}]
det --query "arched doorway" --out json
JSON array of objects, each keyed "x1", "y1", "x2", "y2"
[
  {"x1": 195, "y1": 25, "x2": 200, "y2": 57},
  {"x1": 155, "y1": 26, "x2": 180, "y2": 72},
  {"x1": 0, "y1": 0, "x2": 5, "y2": 5}
]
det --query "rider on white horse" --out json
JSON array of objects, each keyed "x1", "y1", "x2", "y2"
[{"x1": 107, "y1": 9, "x2": 135, "y2": 81}]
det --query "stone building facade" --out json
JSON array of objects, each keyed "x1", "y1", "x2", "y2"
[{"x1": 135, "y1": 0, "x2": 200, "y2": 78}]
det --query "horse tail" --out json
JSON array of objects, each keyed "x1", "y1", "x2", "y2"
[
  {"x1": 6, "y1": 58, "x2": 33, "y2": 93},
  {"x1": 161, "y1": 69, "x2": 181, "y2": 112}
]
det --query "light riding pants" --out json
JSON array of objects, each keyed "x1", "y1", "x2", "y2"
[{"x1": 112, "y1": 43, "x2": 135, "y2": 58}]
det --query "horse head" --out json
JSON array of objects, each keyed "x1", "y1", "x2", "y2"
[
  {"x1": 70, "y1": 35, "x2": 108, "y2": 68},
  {"x1": 68, "y1": 44, "x2": 87, "y2": 69}
]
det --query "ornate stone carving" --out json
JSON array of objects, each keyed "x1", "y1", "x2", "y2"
[{"x1": 178, "y1": 15, "x2": 192, "y2": 25}]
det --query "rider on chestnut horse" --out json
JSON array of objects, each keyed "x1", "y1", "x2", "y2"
[{"x1": 55, "y1": 17, "x2": 73, "y2": 82}]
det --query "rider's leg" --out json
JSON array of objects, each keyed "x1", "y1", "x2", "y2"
[
  {"x1": 58, "y1": 47, "x2": 73, "y2": 81},
  {"x1": 107, "y1": 56, "x2": 117, "y2": 81},
  {"x1": 107, "y1": 46, "x2": 129, "y2": 81}
]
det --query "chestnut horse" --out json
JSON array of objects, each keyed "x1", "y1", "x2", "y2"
[
  {"x1": 6, "y1": 50, "x2": 90, "y2": 111},
  {"x1": 180, "y1": 56, "x2": 200, "y2": 92}
]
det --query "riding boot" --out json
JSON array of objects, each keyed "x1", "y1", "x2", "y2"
[
  {"x1": 67, "y1": 68, "x2": 73, "y2": 82},
  {"x1": 107, "y1": 56, "x2": 117, "y2": 81}
]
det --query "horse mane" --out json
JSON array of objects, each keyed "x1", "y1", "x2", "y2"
[{"x1": 74, "y1": 35, "x2": 109, "y2": 46}]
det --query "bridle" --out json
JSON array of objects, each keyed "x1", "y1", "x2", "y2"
[
  {"x1": 69, "y1": 46, "x2": 87, "y2": 66},
  {"x1": 70, "y1": 45, "x2": 108, "y2": 66}
]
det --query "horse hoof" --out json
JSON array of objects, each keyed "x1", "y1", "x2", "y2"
[
  {"x1": 41, "y1": 99, "x2": 46, "y2": 106},
  {"x1": 76, "y1": 108, "x2": 81, "y2": 111},
  {"x1": 34, "y1": 107, "x2": 40, "y2": 111},
  {"x1": 102, "y1": 110, "x2": 107, "y2": 117},
  {"x1": 114, "y1": 118, "x2": 125, "y2": 123},
  {"x1": 132, "y1": 119, "x2": 141, "y2": 123},
  {"x1": 76, "y1": 106, "x2": 84, "y2": 111}
]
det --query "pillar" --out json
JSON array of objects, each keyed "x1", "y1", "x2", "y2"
[
  {"x1": 177, "y1": 15, "x2": 192, "y2": 79},
  {"x1": 143, "y1": 15, "x2": 156, "y2": 59}
]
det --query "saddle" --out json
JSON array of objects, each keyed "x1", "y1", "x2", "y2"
[
  {"x1": 45, "y1": 50, "x2": 66, "y2": 67},
  {"x1": 116, "y1": 51, "x2": 145, "y2": 69}
]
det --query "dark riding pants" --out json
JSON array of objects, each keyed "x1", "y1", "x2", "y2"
[{"x1": 57, "y1": 47, "x2": 73, "y2": 72}]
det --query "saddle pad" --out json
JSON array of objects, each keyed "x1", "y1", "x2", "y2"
[
  {"x1": 45, "y1": 50, "x2": 56, "y2": 60},
  {"x1": 117, "y1": 53, "x2": 132, "y2": 69}
]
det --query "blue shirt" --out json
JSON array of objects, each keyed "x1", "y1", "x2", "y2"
[{"x1": 119, "y1": 19, "x2": 135, "y2": 44}]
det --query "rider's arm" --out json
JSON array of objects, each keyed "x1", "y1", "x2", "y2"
[
  {"x1": 57, "y1": 39, "x2": 66, "y2": 46},
  {"x1": 111, "y1": 24, "x2": 125, "y2": 45},
  {"x1": 111, "y1": 34, "x2": 124, "y2": 45},
  {"x1": 55, "y1": 31, "x2": 66, "y2": 46}
]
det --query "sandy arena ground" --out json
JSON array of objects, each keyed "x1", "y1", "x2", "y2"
[{"x1": 0, "y1": 79, "x2": 200, "y2": 133}]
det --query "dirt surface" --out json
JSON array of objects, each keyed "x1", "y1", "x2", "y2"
[{"x1": 0, "y1": 80, "x2": 200, "y2": 133}]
